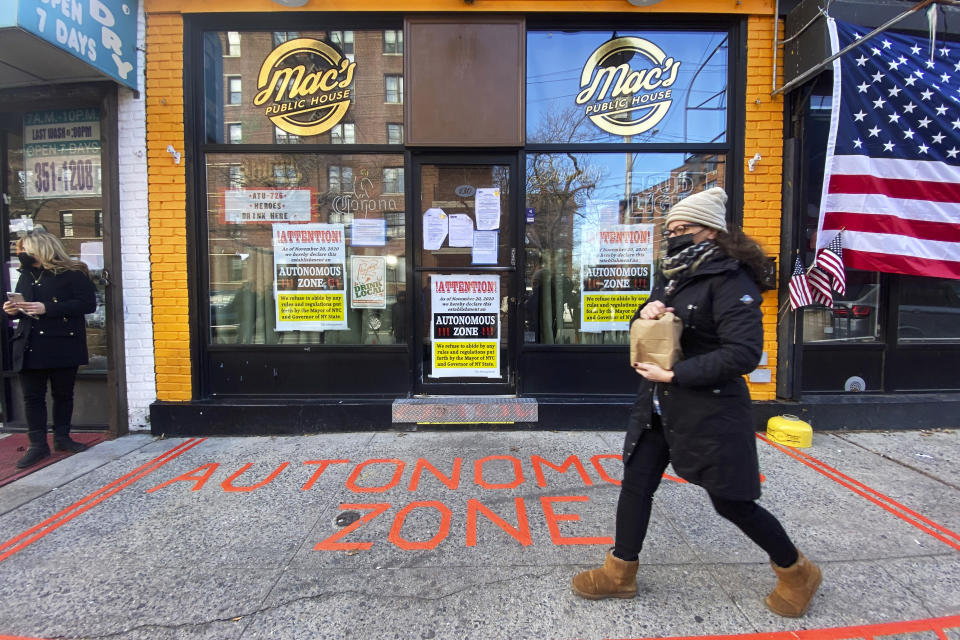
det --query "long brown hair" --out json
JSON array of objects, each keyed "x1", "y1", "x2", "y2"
[
  {"x1": 714, "y1": 228, "x2": 775, "y2": 291},
  {"x1": 17, "y1": 228, "x2": 89, "y2": 276}
]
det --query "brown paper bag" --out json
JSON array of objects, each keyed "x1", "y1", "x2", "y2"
[{"x1": 629, "y1": 312, "x2": 683, "y2": 370}]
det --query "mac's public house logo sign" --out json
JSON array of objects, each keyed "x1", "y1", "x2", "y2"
[
  {"x1": 254, "y1": 38, "x2": 357, "y2": 137},
  {"x1": 576, "y1": 36, "x2": 680, "y2": 136}
]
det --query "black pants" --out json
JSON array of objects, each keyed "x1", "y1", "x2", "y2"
[
  {"x1": 19, "y1": 367, "x2": 79, "y2": 436},
  {"x1": 614, "y1": 415, "x2": 799, "y2": 568}
]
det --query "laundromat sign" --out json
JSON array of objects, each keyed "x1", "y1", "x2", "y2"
[
  {"x1": 254, "y1": 38, "x2": 356, "y2": 137},
  {"x1": 14, "y1": 0, "x2": 139, "y2": 90},
  {"x1": 576, "y1": 36, "x2": 680, "y2": 136}
]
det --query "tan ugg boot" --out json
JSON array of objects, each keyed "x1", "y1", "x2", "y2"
[
  {"x1": 765, "y1": 552, "x2": 822, "y2": 617},
  {"x1": 571, "y1": 550, "x2": 639, "y2": 600}
]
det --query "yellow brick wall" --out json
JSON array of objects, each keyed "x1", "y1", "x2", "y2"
[
  {"x1": 743, "y1": 16, "x2": 784, "y2": 401},
  {"x1": 146, "y1": 12, "x2": 191, "y2": 401}
]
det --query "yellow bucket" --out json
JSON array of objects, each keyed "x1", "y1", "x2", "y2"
[{"x1": 766, "y1": 414, "x2": 813, "y2": 448}]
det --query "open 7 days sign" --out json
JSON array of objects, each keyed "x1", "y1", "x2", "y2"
[{"x1": 254, "y1": 38, "x2": 357, "y2": 137}]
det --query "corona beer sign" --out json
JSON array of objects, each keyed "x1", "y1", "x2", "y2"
[
  {"x1": 254, "y1": 38, "x2": 357, "y2": 137},
  {"x1": 576, "y1": 36, "x2": 680, "y2": 136}
]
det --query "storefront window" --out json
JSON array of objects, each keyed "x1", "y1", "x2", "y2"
[
  {"x1": 802, "y1": 271, "x2": 881, "y2": 343},
  {"x1": 524, "y1": 152, "x2": 726, "y2": 344},
  {"x1": 206, "y1": 153, "x2": 406, "y2": 345},
  {"x1": 4, "y1": 118, "x2": 107, "y2": 372},
  {"x1": 526, "y1": 30, "x2": 728, "y2": 145},
  {"x1": 203, "y1": 30, "x2": 403, "y2": 145},
  {"x1": 799, "y1": 95, "x2": 882, "y2": 345},
  {"x1": 897, "y1": 275, "x2": 960, "y2": 342}
]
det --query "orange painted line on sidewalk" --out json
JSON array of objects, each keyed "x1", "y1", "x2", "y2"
[
  {"x1": 0, "y1": 438, "x2": 205, "y2": 564},
  {"x1": 785, "y1": 441, "x2": 960, "y2": 545},
  {"x1": 758, "y1": 433, "x2": 960, "y2": 552},
  {"x1": 609, "y1": 614, "x2": 960, "y2": 640},
  {"x1": 3, "y1": 615, "x2": 960, "y2": 640}
]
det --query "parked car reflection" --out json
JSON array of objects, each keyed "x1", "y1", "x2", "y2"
[
  {"x1": 830, "y1": 283, "x2": 879, "y2": 340},
  {"x1": 825, "y1": 277, "x2": 960, "y2": 342},
  {"x1": 897, "y1": 277, "x2": 960, "y2": 341}
]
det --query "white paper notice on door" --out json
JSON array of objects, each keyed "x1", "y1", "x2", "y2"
[
  {"x1": 423, "y1": 208, "x2": 448, "y2": 250},
  {"x1": 474, "y1": 188, "x2": 501, "y2": 230},
  {"x1": 471, "y1": 230, "x2": 498, "y2": 265},
  {"x1": 448, "y1": 214, "x2": 474, "y2": 247},
  {"x1": 352, "y1": 219, "x2": 387, "y2": 247}
]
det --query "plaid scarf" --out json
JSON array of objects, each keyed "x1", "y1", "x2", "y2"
[{"x1": 661, "y1": 240, "x2": 720, "y2": 297}]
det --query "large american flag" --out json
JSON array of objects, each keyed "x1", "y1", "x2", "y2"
[{"x1": 818, "y1": 19, "x2": 960, "y2": 280}]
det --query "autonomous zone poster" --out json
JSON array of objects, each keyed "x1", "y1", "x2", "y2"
[
  {"x1": 273, "y1": 223, "x2": 347, "y2": 331},
  {"x1": 430, "y1": 274, "x2": 500, "y2": 378},
  {"x1": 580, "y1": 224, "x2": 653, "y2": 332}
]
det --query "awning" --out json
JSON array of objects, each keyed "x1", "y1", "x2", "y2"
[{"x1": 0, "y1": 0, "x2": 139, "y2": 91}]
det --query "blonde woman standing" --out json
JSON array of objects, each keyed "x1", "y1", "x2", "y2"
[{"x1": 3, "y1": 228, "x2": 97, "y2": 469}]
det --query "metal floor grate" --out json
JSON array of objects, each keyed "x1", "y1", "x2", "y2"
[{"x1": 392, "y1": 397, "x2": 538, "y2": 424}]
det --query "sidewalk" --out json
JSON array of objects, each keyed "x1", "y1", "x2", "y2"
[
  {"x1": 0, "y1": 428, "x2": 957, "y2": 640},
  {"x1": 0, "y1": 431, "x2": 108, "y2": 488}
]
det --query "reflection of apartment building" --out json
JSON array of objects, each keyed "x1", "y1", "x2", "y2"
[
  {"x1": 211, "y1": 29, "x2": 406, "y2": 230},
  {"x1": 627, "y1": 154, "x2": 727, "y2": 222},
  {"x1": 216, "y1": 30, "x2": 404, "y2": 146}
]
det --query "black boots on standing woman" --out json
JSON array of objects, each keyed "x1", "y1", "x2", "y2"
[{"x1": 15, "y1": 425, "x2": 87, "y2": 469}]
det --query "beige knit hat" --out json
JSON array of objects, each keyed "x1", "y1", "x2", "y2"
[{"x1": 664, "y1": 187, "x2": 728, "y2": 232}]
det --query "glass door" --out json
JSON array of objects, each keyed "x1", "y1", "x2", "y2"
[
  {"x1": 412, "y1": 155, "x2": 518, "y2": 395},
  {"x1": 1, "y1": 115, "x2": 110, "y2": 428}
]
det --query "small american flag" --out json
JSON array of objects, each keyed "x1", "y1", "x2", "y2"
[
  {"x1": 788, "y1": 257, "x2": 813, "y2": 310},
  {"x1": 816, "y1": 231, "x2": 847, "y2": 296},
  {"x1": 807, "y1": 263, "x2": 834, "y2": 308}
]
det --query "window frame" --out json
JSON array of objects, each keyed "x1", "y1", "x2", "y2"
[
  {"x1": 385, "y1": 74, "x2": 403, "y2": 104},
  {"x1": 383, "y1": 29, "x2": 403, "y2": 54},
  {"x1": 330, "y1": 30, "x2": 355, "y2": 55},
  {"x1": 59, "y1": 210, "x2": 75, "y2": 238},
  {"x1": 227, "y1": 122, "x2": 242, "y2": 144},
  {"x1": 274, "y1": 126, "x2": 301, "y2": 144},
  {"x1": 225, "y1": 31, "x2": 241, "y2": 56},
  {"x1": 226, "y1": 75, "x2": 242, "y2": 105},
  {"x1": 520, "y1": 22, "x2": 741, "y2": 351},
  {"x1": 382, "y1": 166, "x2": 404, "y2": 194},
  {"x1": 386, "y1": 123, "x2": 403, "y2": 145},
  {"x1": 330, "y1": 122, "x2": 356, "y2": 145},
  {"x1": 188, "y1": 15, "x2": 412, "y2": 400}
]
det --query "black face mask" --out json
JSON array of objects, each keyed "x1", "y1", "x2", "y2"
[
  {"x1": 17, "y1": 252, "x2": 35, "y2": 269},
  {"x1": 666, "y1": 233, "x2": 696, "y2": 257}
]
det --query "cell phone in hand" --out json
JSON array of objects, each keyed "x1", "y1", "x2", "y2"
[{"x1": 6, "y1": 292, "x2": 36, "y2": 317}]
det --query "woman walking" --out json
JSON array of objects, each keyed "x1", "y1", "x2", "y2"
[
  {"x1": 4, "y1": 228, "x2": 97, "y2": 469},
  {"x1": 571, "y1": 187, "x2": 822, "y2": 617}
]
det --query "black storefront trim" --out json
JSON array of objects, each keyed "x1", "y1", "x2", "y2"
[
  {"x1": 151, "y1": 392, "x2": 960, "y2": 436},
  {"x1": 754, "y1": 394, "x2": 960, "y2": 431},
  {"x1": 151, "y1": 398, "x2": 395, "y2": 436}
]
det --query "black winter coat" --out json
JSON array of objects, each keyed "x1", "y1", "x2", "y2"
[
  {"x1": 625, "y1": 254, "x2": 764, "y2": 501},
  {"x1": 10, "y1": 266, "x2": 97, "y2": 371}
]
